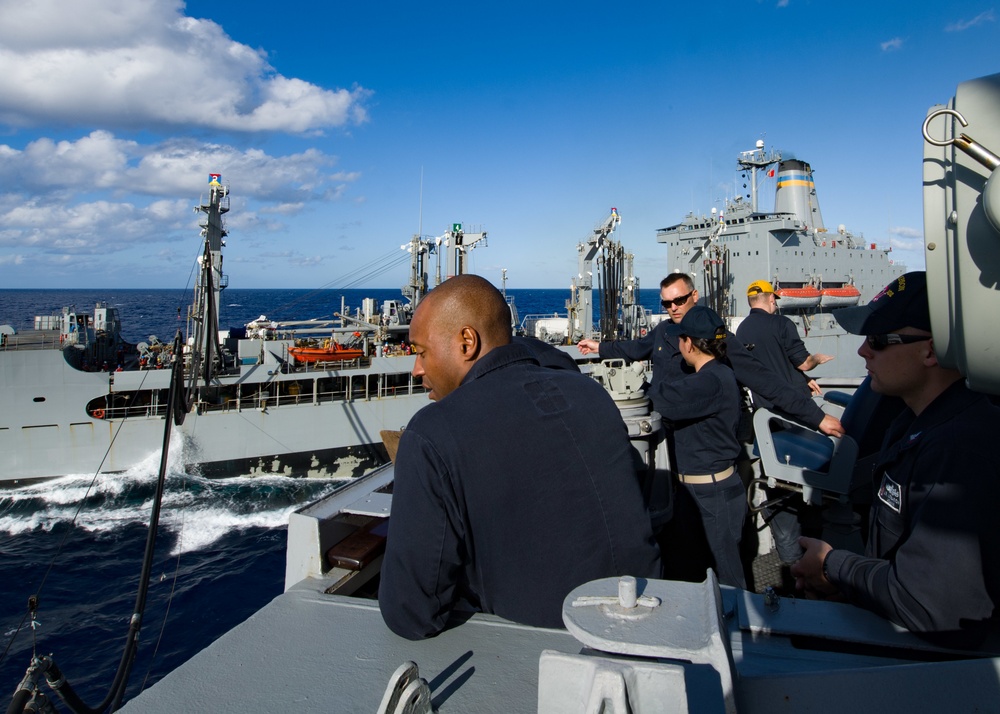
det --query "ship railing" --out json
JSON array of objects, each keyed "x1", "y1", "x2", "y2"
[
  {"x1": 0, "y1": 330, "x2": 63, "y2": 351},
  {"x1": 101, "y1": 403, "x2": 168, "y2": 420},
  {"x1": 191, "y1": 375, "x2": 426, "y2": 414},
  {"x1": 96, "y1": 377, "x2": 427, "y2": 420}
]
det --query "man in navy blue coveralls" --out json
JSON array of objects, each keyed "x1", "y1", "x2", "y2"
[
  {"x1": 736, "y1": 279, "x2": 834, "y2": 567},
  {"x1": 792, "y1": 272, "x2": 1000, "y2": 649},
  {"x1": 379, "y1": 274, "x2": 661, "y2": 640}
]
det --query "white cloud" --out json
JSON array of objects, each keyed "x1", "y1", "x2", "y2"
[
  {"x1": 260, "y1": 203, "x2": 306, "y2": 216},
  {"x1": 0, "y1": 131, "x2": 360, "y2": 255},
  {"x1": 880, "y1": 37, "x2": 904, "y2": 52},
  {"x1": 0, "y1": 198, "x2": 178, "y2": 254},
  {"x1": 0, "y1": 0, "x2": 370, "y2": 133},
  {"x1": 889, "y1": 237, "x2": 924, "y2": 252},
  {"x1": 0, "y1": 0, "x2": 370, "y2": 283},
  {"x1": 0, "y1": 131, "x2": 356, "y2": 202},
  {"x1": 889, "y1": 225, "x2": 923, "y2": 239},
  {"x1": 945, "y1": 10, "x2": 996, "y2": 32}
]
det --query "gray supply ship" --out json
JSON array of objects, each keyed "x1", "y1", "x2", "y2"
[
  {"x1": 657, "y1": 143, "x2": 907, "y2": 380},
  {"x1": 0, "y1": 178, "x2": 491, "y2": 486}
]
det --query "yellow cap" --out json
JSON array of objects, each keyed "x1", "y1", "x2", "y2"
[{"x1": 747, "y1": 280, "x2": 778, "y2": 297}]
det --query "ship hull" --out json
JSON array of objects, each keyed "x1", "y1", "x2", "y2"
[{"x1": 0, "y1": 349, "x2": 427, "y2": 485}]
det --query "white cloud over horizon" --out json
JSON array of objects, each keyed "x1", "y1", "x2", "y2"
[
  {"x1": 0, "y1": 0, "x2": 366, "y2": 283},
  {"x1": 888, "y1": 226, "x2": 924, "y2": 254},
  {"x1": 0, "y1": 0, "x2": 369, "y2": 133},
  {"x1": 0, "y1": 131, "x2": 358, "y2": 249}
]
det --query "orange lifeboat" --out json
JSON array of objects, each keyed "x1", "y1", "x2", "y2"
[
  {"x1": 288, "y1": 341, "x2": 364, "y2": 364},
  {"x1": 820, "y1": 285, "x2": 862, "y2": 308},
  {"x1": 774, "y1": 286, "x2": 822, "y2": 308}
]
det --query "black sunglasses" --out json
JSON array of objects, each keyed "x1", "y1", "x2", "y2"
[
  {"x1": 865, "y1": 333, "x2": 931, "y2": 351},
  {"x1": 661, "y1": 291, "x2": 694, "y2": 309}
]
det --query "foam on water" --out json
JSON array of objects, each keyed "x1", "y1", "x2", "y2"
[{"x1": 0, "y1": 427, "x2": 352, "y2": 552}]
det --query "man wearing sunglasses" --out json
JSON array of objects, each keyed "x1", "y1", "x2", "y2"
[
  {"x1": 792, "y1": 271, "x2": 1000, "y2": 648},
  {"x1": 577, "y1": 273, "x2": 844, "y2": 438}
]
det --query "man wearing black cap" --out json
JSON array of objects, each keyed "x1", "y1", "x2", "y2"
[{"x1": 791, "y1": 271, "x2": 1000, "y2": 648}]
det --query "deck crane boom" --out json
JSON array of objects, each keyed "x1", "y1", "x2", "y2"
[{"x1": 568, "y1": 208, "x2": 627, "y2": 341}]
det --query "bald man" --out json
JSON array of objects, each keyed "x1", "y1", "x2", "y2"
[{"x1": 379, "y1": 275, "x2": 661, "y2": 640}]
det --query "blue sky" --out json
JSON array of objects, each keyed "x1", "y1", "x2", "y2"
[{"x1": 0, "y1": 0, "x2": 995, "y2": 290}]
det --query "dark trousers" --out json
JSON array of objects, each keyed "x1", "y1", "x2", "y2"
[{"x1": 661, "y1": 470, "x2": 747, "y2": 589}]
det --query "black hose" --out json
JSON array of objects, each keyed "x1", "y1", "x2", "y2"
[
  {"x1": 107, "y1": 330, "x2": 184, "y2": 711},
  {"x1": 6, "y1": 689, "x2": 30, "y2": 714},
  {"x1": 42, "y1": 660, "x2": 90, "y2": 714}
]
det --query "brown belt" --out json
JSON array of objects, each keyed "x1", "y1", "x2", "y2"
[{"x1": 676, "y1": 465, "x2": 735, "y2": 485}]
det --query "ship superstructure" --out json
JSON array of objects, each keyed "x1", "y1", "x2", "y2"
[{"x1": 656, "y1": 142, "x2": 906, "y2": 379}]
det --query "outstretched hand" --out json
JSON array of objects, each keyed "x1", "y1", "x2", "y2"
[{"x1": 577, "y1": 339, "x2": 600, "y2": 355}]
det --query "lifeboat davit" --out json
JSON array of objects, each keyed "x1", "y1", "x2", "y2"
[
  {"x1": 288, "y1": 342, "x2": 364, "y2": 363},
  {"x1": 775, "y1": 286, "x2": 822, "y2": 308},
  {"x1": 820, "y1": 285, "x2": 862, "y2": 308}
]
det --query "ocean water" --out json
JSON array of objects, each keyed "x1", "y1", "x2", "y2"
[{"x1": 0, "y1": 287, "x2": 665, "y2": 706}]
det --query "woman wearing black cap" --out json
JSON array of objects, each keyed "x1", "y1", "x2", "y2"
[{"x1": 656, "y1": 305, "x2": 747, "y2": 588}]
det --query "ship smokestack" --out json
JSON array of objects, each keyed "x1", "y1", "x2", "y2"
[{"x1": 774, "y1": 159, "x2": 826, "y2": 231}]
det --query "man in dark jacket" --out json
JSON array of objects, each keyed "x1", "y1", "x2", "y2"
[
  {"x1": 792, "y1": 272, "x2": 1000, "y2": 649},
  {"x1": 736, "y1": 279, "x2": 835, "y2": 567},
  {"x1": 736, "y1": 279, "x2": 833, "y2": 402},
  {"x1": 379, "y1": 275, "x2": 661, "y2": 640}
]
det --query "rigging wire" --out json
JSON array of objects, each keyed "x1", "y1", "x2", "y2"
[{"x1": 264, "y1": 247, "x2": 412, "y2": 317}]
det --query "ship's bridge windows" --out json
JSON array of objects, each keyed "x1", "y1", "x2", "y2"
[{"x1": 33, "y1": 397, "x2": 45, "y2": 403}]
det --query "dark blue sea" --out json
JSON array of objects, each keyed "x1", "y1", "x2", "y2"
[{"x1": 0, "y1": 287, "x2": 664, "y2": 707}]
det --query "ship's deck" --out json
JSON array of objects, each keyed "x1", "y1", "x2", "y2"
[
  {"x1": 121, "y1": 579, "x2": 583, "y2": 713},
  {"x1": 121, "y1": 572, "x2": 1000, "y2": 713},
  {"x1": 0, "y1": 329, "x2": 61, "y2": 351}
]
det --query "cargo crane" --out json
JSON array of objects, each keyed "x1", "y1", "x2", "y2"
[{"x1": 567, "y1": 208, "x2": 647, "y2": 342}]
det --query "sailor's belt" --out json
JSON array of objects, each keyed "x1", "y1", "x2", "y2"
[{"x1": 676, "y1": 465, "x2": 735, "y2": 485}]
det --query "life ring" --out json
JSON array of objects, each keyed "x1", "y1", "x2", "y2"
[
  {"x1": 92, "y1": 408, "x2": 105, "y2": 419},
  {"x1": 640, "y1": 328, "x2": 648, "y2": 337}
]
